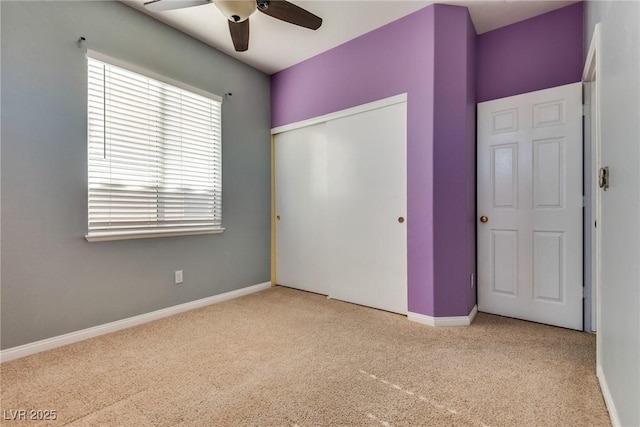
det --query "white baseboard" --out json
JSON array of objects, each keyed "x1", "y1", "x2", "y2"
[
  {"x1": 597, "y1": 364, "x2": 622, "y2": 427},
  {"x1": 0, "y1": 281, "x2": 272, "y2": 363},
  {"x1": 408, "y1": 305, "x2": 478, "y2": 327}
]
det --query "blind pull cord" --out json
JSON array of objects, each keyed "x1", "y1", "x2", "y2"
[{"x1": 103, "y1": 64, "x2": 106, "y2": 159}]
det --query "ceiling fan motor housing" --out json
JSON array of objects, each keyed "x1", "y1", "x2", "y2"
[{"x1": 215, "y1": 0, "x2": 257, "y2": 23}]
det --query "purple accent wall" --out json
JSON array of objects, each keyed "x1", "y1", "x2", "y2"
[
  {"x1": 272, "y1": 4, "x2": 476, "y2": 317},
  {"x1": 477, "y1": 2, "x2": 584, "y2": 102},
  {"x1": 465, "y1": 15, "x2": 477, "y2": 315},
  {"x1": 432, "y1": 8, "x2": 477, "y2": 316},
  {"x1": 271, "y1": 6, "x2": 435, "y2": 127}
]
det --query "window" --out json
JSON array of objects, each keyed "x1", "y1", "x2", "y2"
[{"x1": 85, "y1": 52, "x2": 223, "y2": 242}]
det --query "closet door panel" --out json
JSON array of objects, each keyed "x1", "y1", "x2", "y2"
[
  {"x1": 274, "y1": 123, "x2": 329, "y2": 294},
  {"x1": 326, "y1": 103, "x2": 408, "y2": 314}
]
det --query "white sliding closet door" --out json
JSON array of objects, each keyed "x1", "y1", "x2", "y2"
[
  {"x1": 274, "y1": 99, "x2": 407, "y2": 314},
  {"x1": 326, "y1": 102, "x2": 408, "y2": 314},
  {"x1": 275, "y1": 123, "x2": 329, "y2": 295}
]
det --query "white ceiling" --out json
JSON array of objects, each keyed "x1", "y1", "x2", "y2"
[{"x1": 122, "y1": 0, "x2": 580, "y2": 74}]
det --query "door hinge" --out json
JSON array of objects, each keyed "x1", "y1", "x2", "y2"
[
  {"x1": 582, "y1": 104, "x2": 587, "y2": 116},
  {"x1": 583, "y1": 287, "x2": 590, "y2": 299}
]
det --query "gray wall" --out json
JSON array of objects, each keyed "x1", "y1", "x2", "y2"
[
  {"x1": 584, "y1": 2, "x2": 640, "y2": 425},
  {"x1": 1, "y1": 1, "x2": 271, "y2": 349}
]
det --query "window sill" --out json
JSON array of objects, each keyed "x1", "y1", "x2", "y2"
[{"x1": 85, "y1": 227, "x2": 225, "y2": 242}]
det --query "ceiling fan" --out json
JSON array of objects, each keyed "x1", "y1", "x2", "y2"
[{"x1": 143, "y1": 0, "x2": 323, "y2": 52}]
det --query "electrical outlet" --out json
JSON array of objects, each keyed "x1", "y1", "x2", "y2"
[
  {"x1": 470, "y1": 273, "x2": 475, "y2": 288},
  {"x1": 175, "y1": 270, "x2": 183, "y2": 284}
]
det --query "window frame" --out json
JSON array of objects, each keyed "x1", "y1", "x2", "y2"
[{"x1": 84, "y1": 50, "x2": 224, "y2": 242}]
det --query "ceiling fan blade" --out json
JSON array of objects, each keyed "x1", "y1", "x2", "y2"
[
  {"x1": 228, "y1": 19, "x2": 250, "y2": 52},
  {"x1": 257, "y1": 1, "x2": 322, "y2": 30},
  {"x1": 143, "y1": 0, "x2": 211, "y2": 12}
]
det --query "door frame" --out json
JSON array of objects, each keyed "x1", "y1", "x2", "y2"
[
  {"x1": 270, "y1": 134, "x2": 277, "y2": 287},
  {"x1": 582, "y1": 24, "x2": 601, "y2": 342}
]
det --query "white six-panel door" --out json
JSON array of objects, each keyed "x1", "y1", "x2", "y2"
[
  {"x1": 477, "y1": 83, "x2": 583, "y2": 330},
  {"x1": 274, "y1": 99, "x2": 407, "y2": 314}
]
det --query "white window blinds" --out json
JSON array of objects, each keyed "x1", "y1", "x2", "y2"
[{"x1": 86, "y1": 54, "x2": 223, "y2": 241}]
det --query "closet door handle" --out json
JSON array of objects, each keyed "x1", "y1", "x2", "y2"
[
  {"x1": 398, "y1": 217, "x2": 405, "y2": 223},
  {"x1": 598, "y1": 166, "x2": 609, "y2": 191}
]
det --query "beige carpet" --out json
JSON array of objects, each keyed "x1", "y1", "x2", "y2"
[{"x1": 1, "y1": 286, "x2": 610, "y2": 426}]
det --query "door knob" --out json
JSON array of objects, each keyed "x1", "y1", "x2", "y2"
[
  {"x1": 398, "y1": 217, "x2": 405, "y2": 223},
  {"x1": 480, "y1": 216, "x2": 488, "y2": 223},
  {"x1": 276, "y1": 215, "x2": 281, "y2": 221}
]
